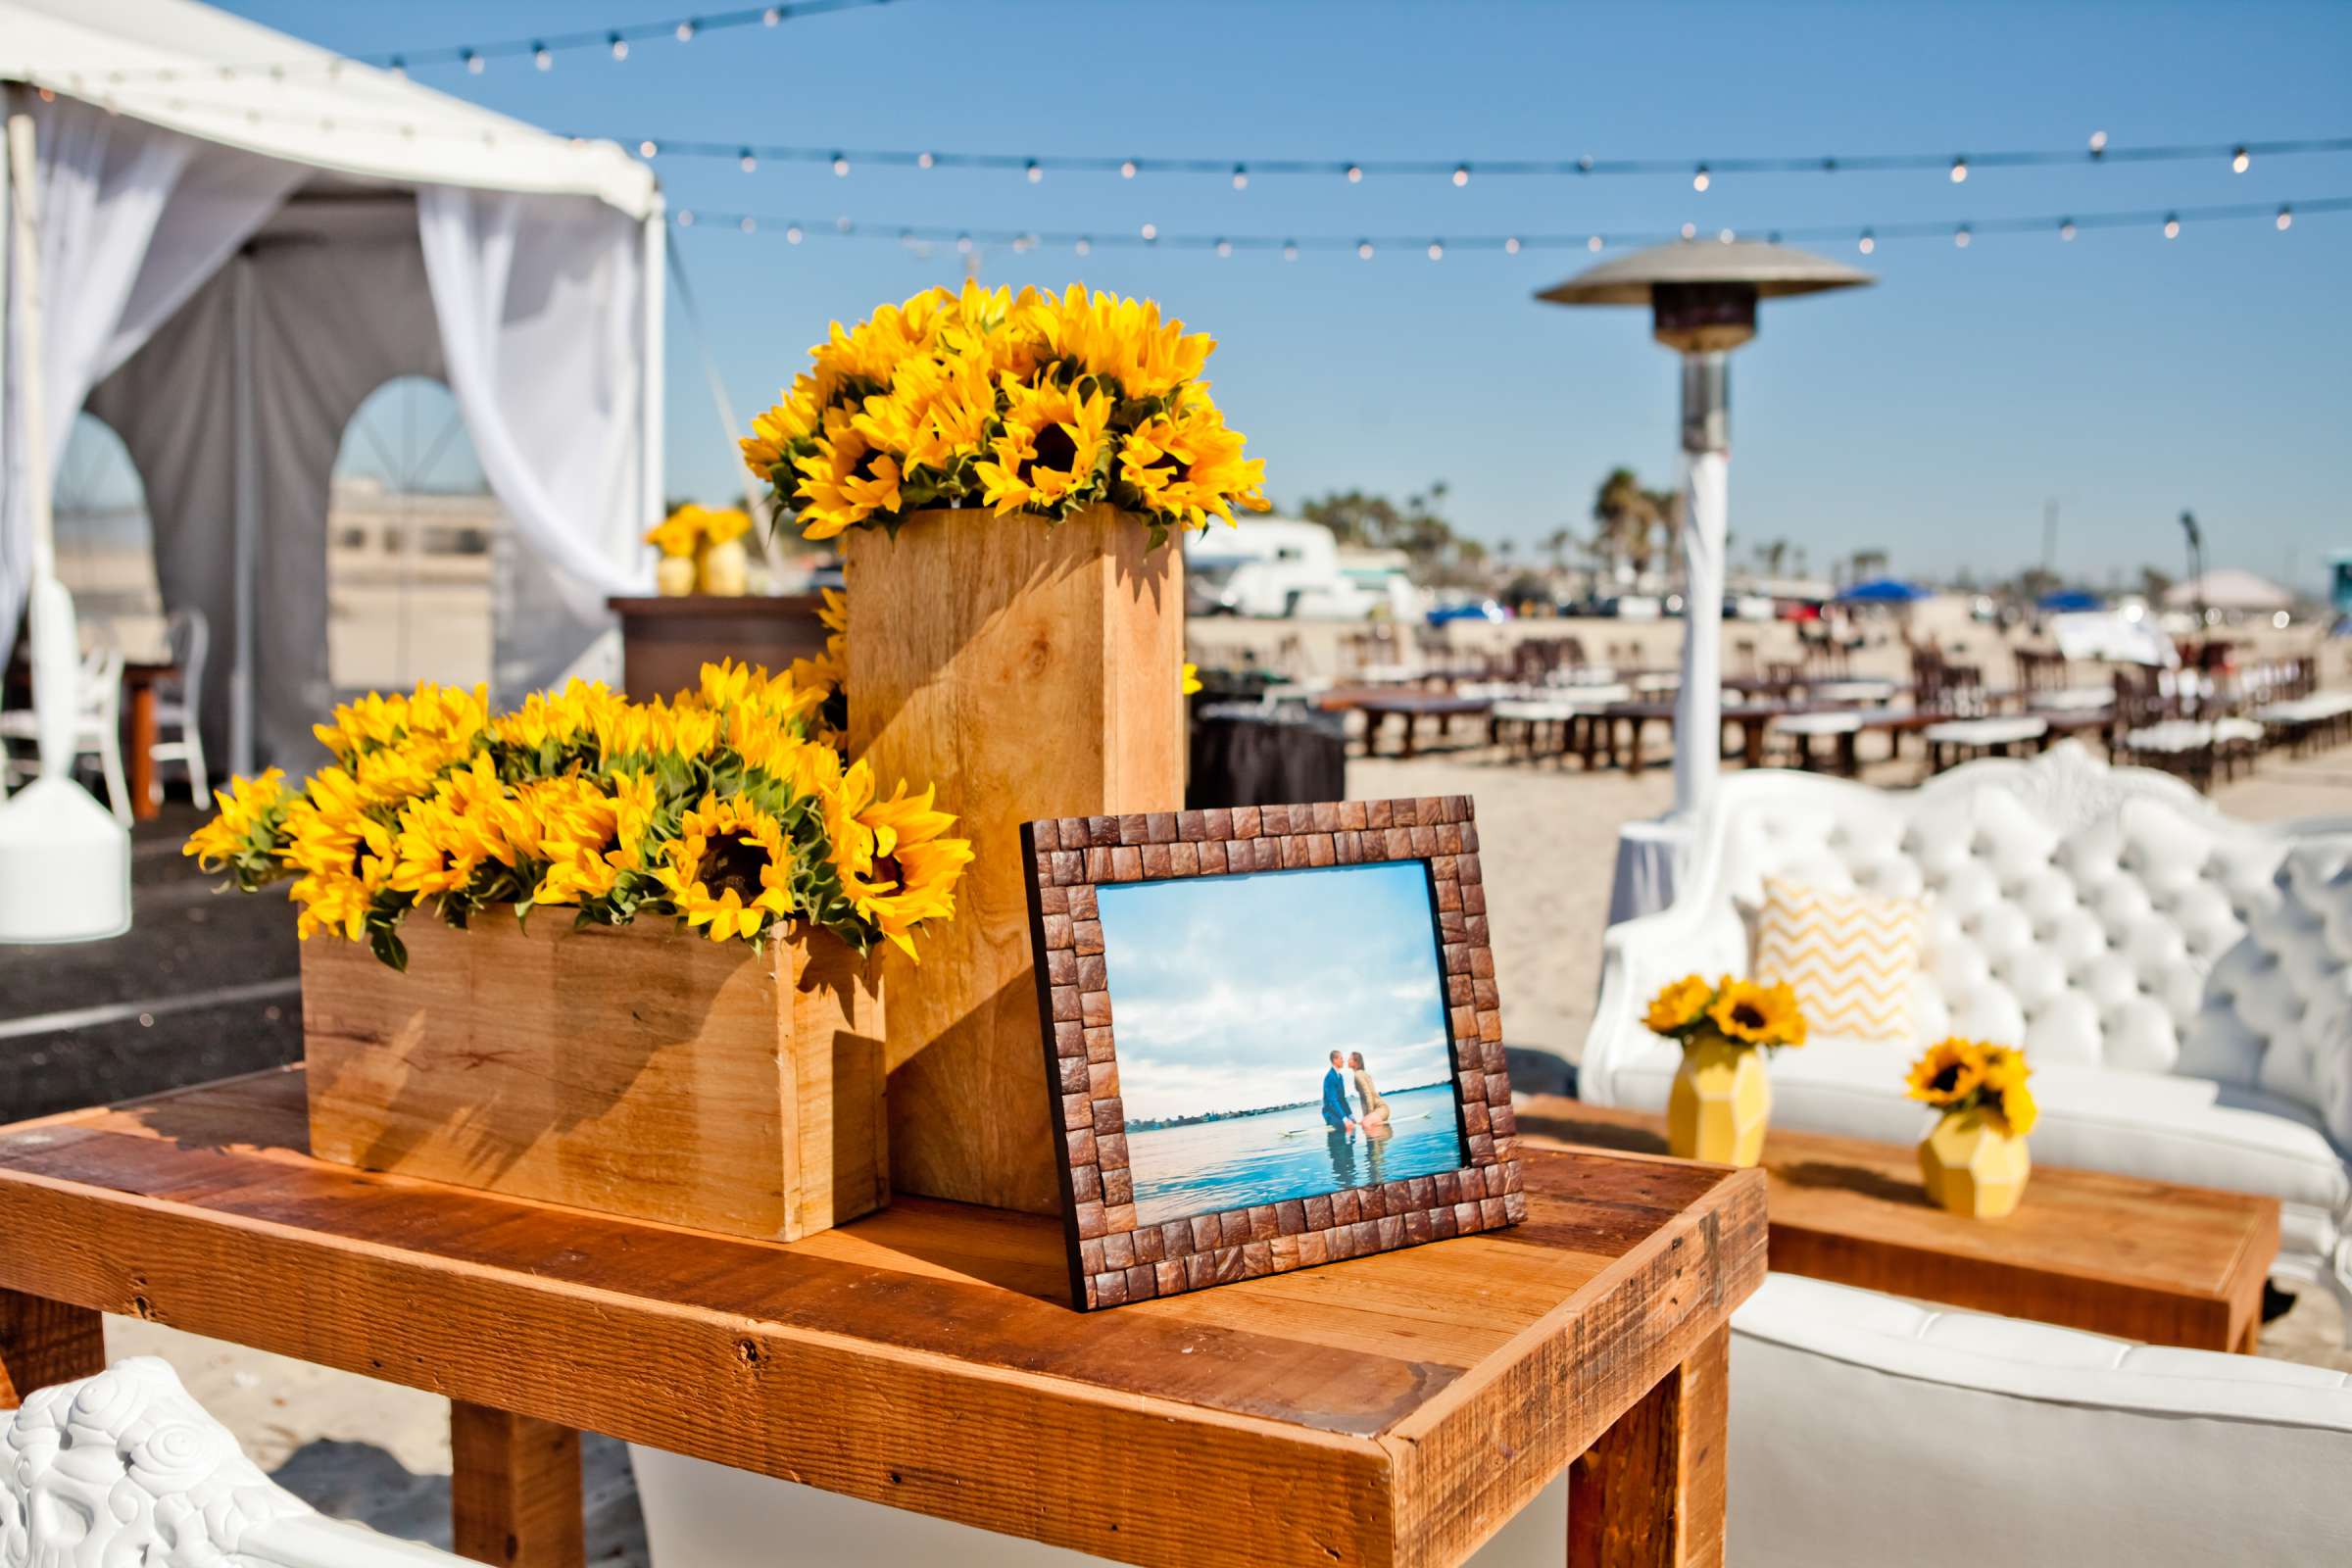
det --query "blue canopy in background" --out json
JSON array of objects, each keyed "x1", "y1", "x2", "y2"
[
  {"x1": 1836, "y1": 578, "x2": 1933, "y2": 604},
  {"x1": 2037, "y1": 588, "x2": 2104, "y2": 612}
]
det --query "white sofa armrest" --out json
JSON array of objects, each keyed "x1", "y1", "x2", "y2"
[{"x1": 1584, "y1": 896, "x2": 1748, "y2": 1105}]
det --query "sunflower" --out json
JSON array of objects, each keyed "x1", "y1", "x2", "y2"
[
  {"x1": 835, "y1": 774, "x2": 973, "y2": 961},
  {"x1": 1991, "y1": 1079, "x2": 2038, "y2": 1137},
  {"x1": 1906, "y1": 1040, "x2": 1987, "y2": 1106},
  {"x1": 653, "y1": 795, "x2": 798, "y2": 942},
  {"x1": 1706, "y1": 978, "x2": 1806, "y2": 1048},
  {"x1": 973, "y1": 378, "x2": 1112, "y2": 516},
  {"x1": 740, "y1": 373, "x2": 824, "y2": 479},
  {"x1": 644, "y1": 507, "x2": 706, "y2": 559},
  {"x1": 1644, "y1": 974, "x2": 1717, "y2": 1036},
  {"x1": 183, "y1": 768, "x2": 289, "y2": 878},
  {"x1": 789, "y1": 411, "x2": 894, "y2": 541}
]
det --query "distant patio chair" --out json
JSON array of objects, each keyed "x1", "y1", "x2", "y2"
[
  {"x1": 0, "y1": 644, "x2": 130, "y2": 823},
  {"x1": 149, "y1": 605, "x2": 211, "y2": 806}
]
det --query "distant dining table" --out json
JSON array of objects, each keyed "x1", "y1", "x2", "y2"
[
  {"x1": 3, "y1": 655, "x2": 180, "y2": 821},
  {"x1": 1318, "y1": 689, "x2": 1494, "y2": 759}
]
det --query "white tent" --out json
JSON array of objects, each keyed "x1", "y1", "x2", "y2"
[
  {"x1": 2, "y1": 0, "x2": 662, "y2": 777},
  {"x1": 2162, "y1": 568, "x2": 2293, "y2": 614}
]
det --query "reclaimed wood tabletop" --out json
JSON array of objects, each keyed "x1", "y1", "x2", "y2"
[
  {"x1": 0, "y1": 1068, "x2": 1764, "y2": 1568},
  {"x1": 1519, "y1": 1097, "x2": 2278, "y2": 1353}
]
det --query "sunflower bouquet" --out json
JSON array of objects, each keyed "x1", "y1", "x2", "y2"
[
  {"x1": 1643, "y1": 974, "x2": 1809, "y2": 1054},
  {"x1": 182, "y1": 661, "x2": 970, "y2": 972},
  {"x1": 1905, "y1": 1039, "x2": 2037, "y2": 1136},
  {"x1": 740, "y1": 281, "x2": 1270, "y2": 546}
]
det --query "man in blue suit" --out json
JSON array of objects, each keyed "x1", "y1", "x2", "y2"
[{"x1": 1321, "y1": 1050, "x2": 1356, "y2": 1133}]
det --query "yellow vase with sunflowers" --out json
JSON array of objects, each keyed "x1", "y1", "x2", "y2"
[
  {"x1": 1907, "y1": 1039, "x2": 2037, "y2": 1218},
  {"x1": 1644, "y1": 975, "x2": 1807, "y2": 1166}
]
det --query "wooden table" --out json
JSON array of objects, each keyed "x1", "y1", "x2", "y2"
[
  {"x1": 1599, "y1": 701, "x2": 1799, "y2": 774},
  {"x1": 1520, "y1": 1099, "x2": 2278, "y2": 1352},
  {"x1": 608, "y1": 594, "x2": 828, "y2": 703},
  {"x1": 1326, "y1": 692, "x2": 1495, "y2": 759},
  {"x1": 0, "y1": 1069, "x2": 1765, "y2": 1568}
]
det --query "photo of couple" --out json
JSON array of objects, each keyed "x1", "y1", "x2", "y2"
[{"x1": 1094, "y1": 859, "x2": 1470, "y2": 1229}]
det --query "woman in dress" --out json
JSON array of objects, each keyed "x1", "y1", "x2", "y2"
[{"x1": 1348, "y1": 1052, "x2": 1391, "y2": 1130}]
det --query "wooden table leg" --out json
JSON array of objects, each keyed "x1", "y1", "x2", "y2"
[
  {"x1": 1568, "y1": 1327, "x2": 1729, "y2": 1568},
  {"x1": 0, "y1": 1288, "x2": 106, "y2": 1410},
  {"x1": 1400, "y1": 712, "x2": 1421, "y2": 759},
  {"x1": 127, "y1": 680, "x2": 160, "y2": 820},
  {"x1": 1624, "y1": 718, "x2": 1645, "y2": 776},
  {"x1": 451, "y1": 1401, "x2": 585, "y2": 1568}
]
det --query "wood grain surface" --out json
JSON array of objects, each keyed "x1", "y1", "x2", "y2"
[
  {"x1": 848, "y1": 507, "x2": 1185, "y2": 1214},
  {"x1": 452, "y1": 1401, "x2": 586, "y2": 1567},
  {"x1": 303, "y1": 918, "x2": 886, "y2": 1244},
  {"x1": 0, "y1": 1069, "x2": 1764, "y2": 1568},
  {"x1": 0, "y1": 1286, "x2": 105, "y2": 1410},
  {"x1": 1520, "y1": 1097, "x2": 2278, "y2": 1351},
  {"x1": 1567, "y1": 1329, "x2": 1729, "y2": 1568}
]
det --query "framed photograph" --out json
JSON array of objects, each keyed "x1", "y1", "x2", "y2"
[{"x1": 1020, "y1": 797, "x2": 1522, "y2": 1310}]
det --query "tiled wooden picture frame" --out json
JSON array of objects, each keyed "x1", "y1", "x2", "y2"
[{"x1": 1019, "y1": 796, "x2": 1523, "y2": 1311}]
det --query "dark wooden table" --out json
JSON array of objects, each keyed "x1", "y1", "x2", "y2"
[
  {"x1": 0, "y1": 1068, "x2": 1765, "y2": 1568},
  {"x1": 1324, "y1": 692, "x2": 1496, "y2": 759},
  {"x1": 608, "y1": 594, "x2": 828, "y2": 703},
  {"x1": 1521, "y1": 1099, "x2": 2277, "y2": 1352},
  {"x1": 1599, "y1": 700, "x2": 1800, "y2": 774}
]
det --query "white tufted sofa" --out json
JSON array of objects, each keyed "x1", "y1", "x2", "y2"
[{"x1": 1585, "y1": 743, "x2": 2352, "y2": 1313}]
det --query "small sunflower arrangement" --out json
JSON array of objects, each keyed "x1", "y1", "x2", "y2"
[
  {"x1": 183, "y1": 662, "x2": 969, "y2": 972},
  {"x1": 1643, "y1": 974, "x2": 1808, "y2": 1054},
  {"x1": 741, "y1": 281, "x2": 1270, "y2": 546},
  {"x1": 1905, "y1": 1039, "x2": 2036, "y2": 1136}
]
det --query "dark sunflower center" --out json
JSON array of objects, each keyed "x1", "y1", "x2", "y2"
[
  {"x1": 702, "y1": 832, "x2": 769, "y2": 900},
  {"x1": 1732, "y1": 1003, "x2": 1765, "y2": 1029},
  {"x1": 1023, "y1": 422, "x2": 1078, "y2": 480},
  {"x1": 1930, "y1": 1063, "x2": 1962, "y2": 1093},
  {"x1": 874, "y1": 851, "x2": 905, "y2": 890}
]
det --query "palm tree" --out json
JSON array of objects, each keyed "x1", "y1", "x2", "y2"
[{"x1": 1592, "y1": 467, "x2": 1649, "y2": 579}]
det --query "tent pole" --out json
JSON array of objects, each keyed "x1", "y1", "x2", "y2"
[
  {"x1": 228, "y1": 254, "x2": 257, "y2": 776},
  {"x1": 6, "y1": 90, "x2": 55, "y2": 584},
  {"x1": 641, "y1": 207, "x2": 665, "y2": 534}
]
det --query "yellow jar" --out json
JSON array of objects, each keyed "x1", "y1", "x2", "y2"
[
  {"x1": 1919, "y1": 1107, "x2": 2031, "y2": 1218},
  {"x1": 655, "y1": 554, "x2": 697, "y2": 597},
  {"x1": 1666, "y1": 1036, "x2": 1771, "y2": 1166}
]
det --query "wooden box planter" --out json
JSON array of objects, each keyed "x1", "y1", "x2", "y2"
[
  {"x1": 301, "y1": 917, "x2": 886, "y2": 1243},
  {"x1": 847, "y1": 504, "x2": 1184, "y2": 1214}
]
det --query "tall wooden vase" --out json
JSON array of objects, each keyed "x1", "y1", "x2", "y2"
[{"x1": 847, "y1": 505, "x2": 1184, "y2": 1213}]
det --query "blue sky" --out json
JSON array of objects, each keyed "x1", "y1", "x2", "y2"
[
  {"x1": 212, "y1": 0, "x2": 2352, "y2": 587},
  {"x1": 1095, "y1": 862, "x2": 1453, "y2": 1121}
]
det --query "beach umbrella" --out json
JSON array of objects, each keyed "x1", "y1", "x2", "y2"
[
  {"x1": 1538, "y1": 240, "x2": 1874, "y2": 817},
  {"x1": 1835, "y1": 578, "x2": 1933, "y2": 605},
  {"x1": 2036, "y1": 588, "x2": 2103, "y2": 612}
]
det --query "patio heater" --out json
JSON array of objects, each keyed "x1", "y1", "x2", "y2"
[{"x1": 1539, "y1": 239, "x2": 1873, "y2": 820}]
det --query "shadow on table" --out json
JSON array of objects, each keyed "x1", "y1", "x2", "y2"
[{"x1": 1777, "y1": 1158, "x2": 1934, "y2": 1208}]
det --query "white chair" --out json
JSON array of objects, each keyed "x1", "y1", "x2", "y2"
[
  {"x1": 1728, "y1": 1274, "x2": 2352, "y2": 1567},
  {"x1": 0, "y1": 644, "x2": 129, "y2": 824},
  {"x1": 149, "y1": 604, "x2": 211, "y2": 807},
  {"x1": 1586, "y1": 742, "x2": 2352, "y2": 1317},
  {"x1": 1, "y1": 1356, "x2": 466, "y2": 1566}
]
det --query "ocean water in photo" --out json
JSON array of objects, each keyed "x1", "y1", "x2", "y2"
[{"x1": 1126, "y1": 1082, "x2": 1467, "y2": 1228}]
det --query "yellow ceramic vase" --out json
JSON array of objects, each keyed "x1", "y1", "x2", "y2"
[
  {"x1": 697, "y1": 537, "x2": 750, "y2": 597},
  {"x1": 655, "y1": 555, "x2": 697, "y2": 597},
  {"x1": 1666, "y1": 1036, "x2": 1771, "y2": 1166},
  {"x1": 1919, "y1": 1108, "x2": 2031, "y2": 1218}
]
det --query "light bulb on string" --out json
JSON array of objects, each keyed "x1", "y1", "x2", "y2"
[
  {"x1": 1141, "y1": 222, "x2": 1157, "y2": 241},
  {"x1": 1451, "y1": 165, "x2": 1470, "y2": 187},
  {"x1": 1076, "y1": 236, "x2": 1092, "y2": 255},
  {"x1": 388, "y1": 57, "x2": 407, "y2": 77},
  {"x1": 676, "y1": 21, "x2": 696, "y2": 42},
  {"x1": 739, "y1": 216, "x2": 756, "y2": 233},
  {"x1": 1282, "y1": 240, "x2": 1299, "y2": 262},
  {"x1": 1119, "y1": 159, "x2": 1137, "y2": 178},
  {"x1": 1025, "y1": 160, "x2": 1042, "y2": 183},
  {"x1": 1215, "y1": 238, "x2": 1233, "y2": 258},
  {"x1": 2087, "y1": 129, "x2": 2108, "y2": 154},
  {"x1": 1427, "y1": 240, "x2": 1444, "y2": 260},
  {"x1": 533, "y1": 44, "x2": 552, "y2": 71},
  {"x1": 1949, "y1": 156, "x2": 1968, "y2": 183},
  {"x1": 464, "y1": 49, "x2": 483, "y2": 74},
  {"x1": 1356, "y1": 239, "x2": 1373, "y2": 260},
  {"x1": 2231, "y1": 146, "x2": 2250, "y2": 173},
  {"x1": 739, "y1": 149, "x2": 758, "y2": 172},
  {"x1": 1691, "y1": 165, "x2": 1710, "y2": 193},
  {"x1": 1857, "y1": 229, "x2": 1875, "y2": 255},
  {"x1": 1232, "y1": 164, "x2": 1249, "y2": 190},
  {"x1": 609, "y1": 33, "x2": 628, "y2": 59},
  {"x1": 2277, "y1": 206, "x2": 2293, "y2": 231},
  {"x1": 639, "y1": 139, "x2": 658, "y2": 158},
  {"x1": 831, "y1": 153, "x2": 849, "y2": 176},
  {"x1": 1587, "y1": 234, "x2": 1602, "y2": 252},
  {"x1": 1716, "y1": 228, "x2": 1735, "y2": 244},
  {"x1": 835, "y1": 216, "x2": 851, "y2": 233},
  {"x1": 786, "y1": 223, "x2": 804, "y2": 244},
  {"x1": 1345, "y1": 164, "x2": 1363, "y2": 183},
  {"x1": 918, "y1": 151, "x2": 935, "y2": 169},
  {"x1": 1680, "y1": 222, "x2": 1696, "y2": 239},
  {"x1": 1504, "y1": 236, "x2": 1521, "y2": 255},
  {"x1": 1953, "y1": 224, "x2": 1971, "y2": 248},
  {"x1": 956, "y1": 234, "x2": 973, "y2": 255},
  {"x1": 763, "y1": 6, "x2": 781, "y2": 22},
  {"x1": 2059, "y1": 219, "x2": 2077, "y2": 241},
  {"x1": 677, "y1": 209, "x2": 695, "y2": 227},
  {"x1": 2163, "y1": 214, "x2": 2180, "y2": 238}
]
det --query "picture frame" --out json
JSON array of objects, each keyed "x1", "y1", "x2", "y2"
[{"x1": 1019, "y1": 797, "x2": 1523, "y2": 1311}]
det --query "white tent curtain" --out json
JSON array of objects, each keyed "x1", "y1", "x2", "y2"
[
  {"x1": 418, "y1": 185, "x2": 648, "y2": 700},
  {"x1": 1, "y1": 94, "x2": 301, "y2": 646}
]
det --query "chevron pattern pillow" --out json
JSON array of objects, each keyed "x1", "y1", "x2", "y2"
[{"x1": 1751, "y1": 877, "x2": 1927, "y2": 1042}]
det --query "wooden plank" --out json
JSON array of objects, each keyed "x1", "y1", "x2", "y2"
[
  {"x1": 303, "y1": 917, "x2": 885, "y2": 1244},
  {"x1": 450, "y1": 1401, "x2": 586, "y2": 1568},
  {"x1": 1519, "y1": 1097, "x2": 2279, "y2": 1351},
  {"x1": 1566, "y1": 1328, "x2": 1729, "y2": 1568},
  {"x1": 848, "y1": 506, "x2": 1184, "y2": 1214},
  {"x1": 0, "y1": 1287, "x2": 106, "y2": 1410}
]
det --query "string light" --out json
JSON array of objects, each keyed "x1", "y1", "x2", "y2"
[
  {"x1": 1216, "y1": 237, "x2": 1233, "y2": 257},
  {"x1": 2088, "y1": 129, "x2": 2109, "y2": 154},
  {"x1": 739, "y1": 148, "x2": 758, "y2": 172},
  {"x1": 2231, "y1": 146, "x2": 2250, "y2": 172},
  {"x1": 2163, "y1": 213, "x2": 2180, "y2": 238},
  {"x1": 1076, "y1": 237, "x2": 1092, "y2": 255},
  {"x1": 1428, "y1": 240, "x2": 1445, "y2": 259},
  {"x1": 464, "y1": 49, "x2": 483, "y2": 74},
  {"x1": 1346, "y1": 164, "x2": 1363, "y2": 183},
  {"x1": 1282, "y1": 240, "x2": 1298, "y2": 261},
  {"x1": 1858, "y1": 229, "x2": 1876, "y2": 254},
  {"x1": 2060, "y1": 219, "x2": 2077, "y2": 240},
  {"x1": 1232, "y1": 164, "x2": 1249, "y2": 190},
  {"x1": 1504, "y1": 236, "x2": 1522, "y2": 254},
  {"x1": 1954, "y1": 224, "x2": 1972, "y2": 247},
  {"x1": 1357, "y1": 240, "x2": 1374, "y2": 259},
  {"x1": 1451, "y1": 164, "x2": 1470, "y2": 187},
  {"x1": 786, "y1": 222, "x2": 803, "y2": 243},
  {"x1": 609, "y1": 33, "x2": 628, "y2": 59},
  {"x1": 1026, "y1": 159, "x2": 1043, "y2": 183},
  {"x1": 1717, "y1": 227, "x2": 1736, "y2": 243},
  {"x1": 956, "y1": 233, "x2": 972, "y2": 254},
  {"x1": 918, "y1": 151, "x2": 936, "y2": 169},
  {"x1": 1692, "y1": 165, "x2": 1710, "y2": 192},
  {"x1": 533, "y1": 44, "x2": 553, "y2": 70},
  {"x1": 1681, "y1": 222, "x2": 1697, "y2": 239},
  {"x1": 763, "y1": 6, "x2": 782, "y2": 22},
  {"x1": 1586, "y1": 234, "x2": 1602, "y2": 252},
  {"x1": 677, "y1": 209, "x2": 695, "y2": 226},
  {"x1": 1949, "y1": 156, "x2": 1969, "y2": 183},
  {"x1": 831, "y1": 153, "x2": 850, "y2": 176},
  {"x1": 675, "y1": 21, "x2": 697, "y2": 42},
  {"x1": 1141, "y1": 221, "x2": 1157, "y2": 240},
  {"x1": 2278, "y1": 205, "x2": 2293, "y2": 230},
  {"x1": 739, "y1": 216, "x2": 756, "y2": 232},
  {"x1": 1119, "y1": 159, "x2": 1138, "y2": 178},
  {"x1": 639, "y1": 139, "x2": 659, "y2": 158}
]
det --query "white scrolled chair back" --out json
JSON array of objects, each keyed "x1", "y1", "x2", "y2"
[{"x1": 0, "y1": 1357, "x2": 464, "y2": 1568}]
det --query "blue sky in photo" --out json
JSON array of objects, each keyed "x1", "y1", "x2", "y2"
[
  {"x1": 1095, "y1": 862, "x2": 1454, "y2": 1122},
  {"x1": 208, "y1": 0, "x2": 2352, "y2": 587}
]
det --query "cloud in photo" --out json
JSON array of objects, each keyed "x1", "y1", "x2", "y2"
[{"x1": 1096, "y1": 861, "x2": 1456, "y2": 1121}]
